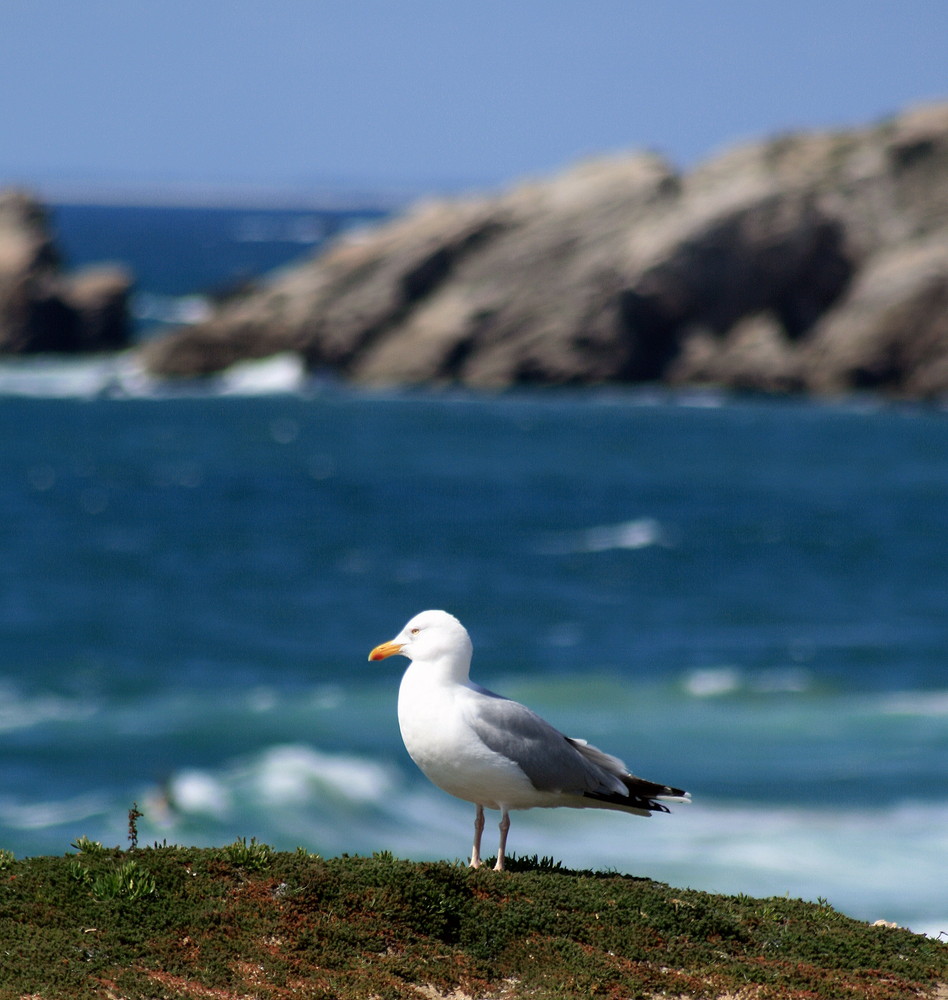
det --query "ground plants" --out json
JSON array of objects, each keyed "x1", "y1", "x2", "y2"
[
  {"x1": 216, "y1": 835, "x2": 275, "y2": 871},
  {"x1": 0, "y1": 844, "x2": 944, "y2": 999},
  {"x1": 70, "y1": 857, "x2": 157, "y2": 902}
]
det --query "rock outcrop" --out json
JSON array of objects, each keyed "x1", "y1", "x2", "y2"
[
  {"x1": 141, "y1": 102, "x2": 948, "y2": 397},
  {"x1": 0, "y1": 190, "x2": 132, "y2": 354}
]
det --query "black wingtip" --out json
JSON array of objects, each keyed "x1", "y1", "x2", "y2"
[
  {"x1": 582, "y1": 789, "x2": 672, "y2": 813},
  {"x1": 582, "y1": 774, "x2": 688, "y2": 814}
]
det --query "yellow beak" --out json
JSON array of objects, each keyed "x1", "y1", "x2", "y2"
[{"x1": 368, "y1": 639, "x2": 404, "y2": 661}]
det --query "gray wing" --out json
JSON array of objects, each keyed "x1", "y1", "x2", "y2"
[{"x1": 461, "y1": 684, "x2": 628, "y2": 797}]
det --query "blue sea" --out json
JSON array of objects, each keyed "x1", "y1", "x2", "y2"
[
  {"x1": 50, "y1": 202, "x2": 388, "y2": 331},
  {"x1": 0, "y1": 205, "x2": 946, "y2": 937}
]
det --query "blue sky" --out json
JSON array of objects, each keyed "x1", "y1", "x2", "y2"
[{"x1": 1, "y1": 1, "x2": 946, "y2": 202}]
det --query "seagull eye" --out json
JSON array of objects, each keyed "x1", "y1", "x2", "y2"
[{"x1": 410, "y1": 627, "x2": 420, "y2": 635}]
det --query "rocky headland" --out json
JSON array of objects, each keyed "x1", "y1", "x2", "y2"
[
  {"x1": 0, "y1": 191, "x2": 132, "y2": 354},
  {"x1": 140, "y1": 101, "x2": 948, "y2": 398}
]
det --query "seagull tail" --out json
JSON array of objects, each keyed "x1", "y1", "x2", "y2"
[
  {"x1": 583, "y1": 775, "x2": 691, "y2": 815},
  {"x1": 566, "y1": 736, "x2": 690, "y2": 815}
]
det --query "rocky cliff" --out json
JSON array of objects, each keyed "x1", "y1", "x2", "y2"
[
  {"x1": 142, "y1": 102, "x2": 948, "y2": 397},
  {"x1": 0, "y1": 190, "x2": 133, "y2": 354}
]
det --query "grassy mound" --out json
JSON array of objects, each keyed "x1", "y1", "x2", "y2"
[{"x1": 0, "y1": 840, "x2": 945, "y2": 999}]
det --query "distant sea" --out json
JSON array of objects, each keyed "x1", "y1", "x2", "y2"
[
  {"x1": 50, "y1": 202, "x2": 389, "y2": 332},
  {"x1": 0, "y1": 204, "x2": 946, "y2": 938}
]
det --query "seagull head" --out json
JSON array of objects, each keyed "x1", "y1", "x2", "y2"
[{"x1": 368, "y1": 610, "x2": 473, "y2": 669}]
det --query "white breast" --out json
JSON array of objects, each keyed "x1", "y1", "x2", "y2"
[{"x1": 397, "y1": 667, "x2": 536, "y2": 810}]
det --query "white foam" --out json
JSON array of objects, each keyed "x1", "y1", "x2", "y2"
[
  {"x1": 0, "y1": 680, "x2": 96, "y2": 733},
  {"x1": 237, "y1": 743, "x2": 394, "y2": 806},
  {"x1": 876, "y1": 690, "x2": 948, "y2": 716},
  {"x1": 167, "y1": 770, "x2": 233, "y2": 819},
  {"x1": 133, "y1": 744, "x2": 397, "y2": 843},
  {"x1": 683, "y1": 667, "x2": 742, "y2": 698},
  {"x1": 681, "y1": 666, "x2": 812, "y2": 698},
  {"x1": 0, "y1": 350, "x2": 311, "y2": 400},
  {"x1": 0, "y1": 356, "x2": 121, "y2": 398},
  {"x1": 134, "y1": 291, "x2": 212, "y2": 326},
  {"x1": 583, "y1": 518, "x2": 667, "y2": 551},
  {"x1": 0, "y1": 791, "x2": 111, "y2": 830},
  {"x1": 541, "y1": 517, "x2": 669, "y2": 554},
  {"x1": 218, "y1": 353, "x2": 306, "y2": 396},
  {"x1": 0, "y1": 354, "x2": 161, "y2": 399}
]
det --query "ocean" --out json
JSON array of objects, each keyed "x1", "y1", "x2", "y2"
[
  {"x1": 0, "y1": 204, "x2": 945, "y2": 938},
  {"x1": 49, "y1": 202, "x2": 388, "y2": 331}
]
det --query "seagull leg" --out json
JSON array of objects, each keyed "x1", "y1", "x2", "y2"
[
  {"x1": 470, "y1": 804, "x2": 485, "y2": 869},
  {"x1": 494, "y1": 809, "x2": 510, "y2": 871}
]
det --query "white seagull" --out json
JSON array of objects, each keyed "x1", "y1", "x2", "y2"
[{"x1": 368, "y1": 609, "x2": 689, "y2": 871}]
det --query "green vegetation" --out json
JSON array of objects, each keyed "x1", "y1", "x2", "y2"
[
  {"x1": 216, "y1": 835, "x2": 276, "y2": 872},
  {"x1": 0, "y1": 842, "x2": 945, "y2": 999}
]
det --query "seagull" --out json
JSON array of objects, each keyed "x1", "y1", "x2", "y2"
[{"x1": 368, "y1": 609, "x2": 689, "y2": 871}]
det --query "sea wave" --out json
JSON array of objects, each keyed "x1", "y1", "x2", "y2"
[
  {"x1": 875, "y1": 690, "x2": 948, "y2": 716},
  {"x1": 539, "y1": 517, "x2": 670, "y2": 554},
  {"x1": 681, "y1": 666, "x2": 812, "y2": 697},
  {"x1": 134, "y1": 291, "x2": 213, "y2": 327},
  {"x1": 0, "y1": 352, "x2": 310, "y2": 400},
  {"x1": 138, "y1": 743, "x2": 401, "y2": 842},
  {"x1": 0, "y1": 680, "x2": 97, "y2": 734},
  {"x1": 0, "y1": 791, "x2": 112, "y2": 831},
  {"x1": 0, "y1": 355, "x2": 145, "y2": 399},
  {"x1": 218, "y1": 353, "x2": 307, "y2": 396}
]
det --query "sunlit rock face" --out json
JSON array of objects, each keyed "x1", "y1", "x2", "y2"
[{"x1": 142, "y1": 102, "x2": 948, "y2": 400}]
